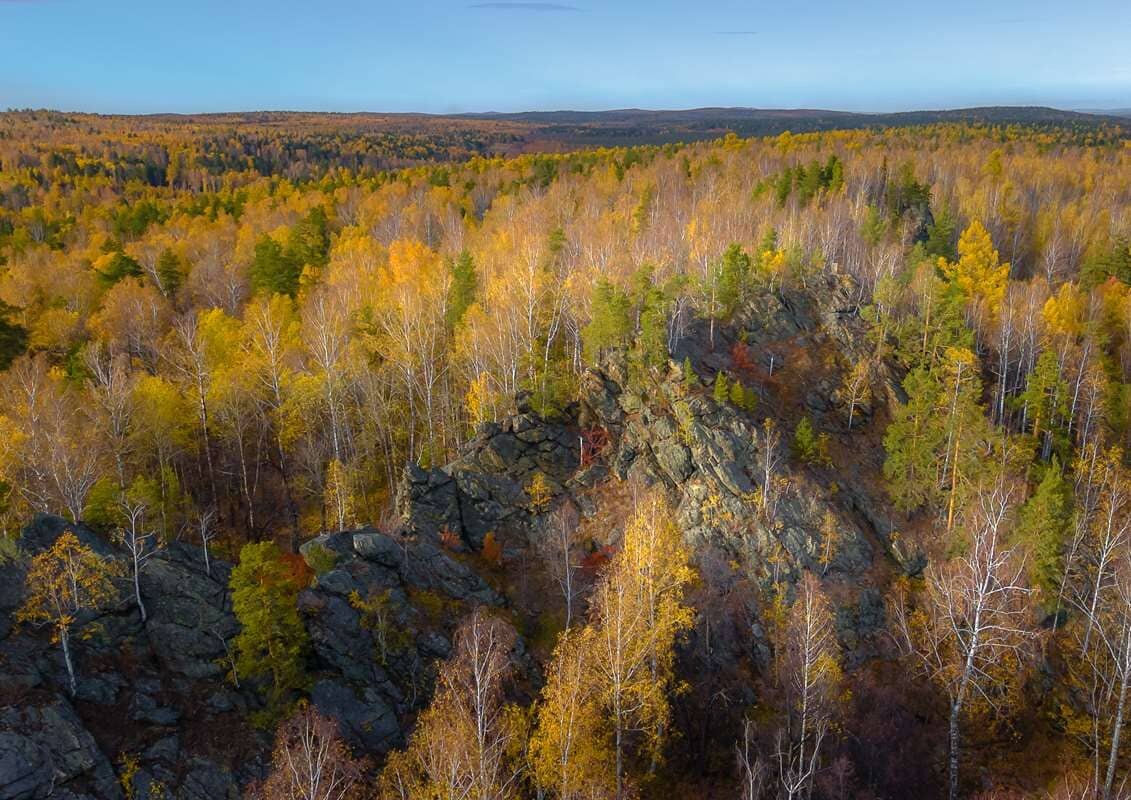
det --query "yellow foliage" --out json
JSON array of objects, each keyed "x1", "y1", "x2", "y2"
[{"x1": 942, "y1": 220, "x2": 1010, "y2": 315}]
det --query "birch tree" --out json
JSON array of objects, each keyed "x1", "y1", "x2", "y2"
[
  {"x1": 116, "y1": 497, "x2": 156, "y2": 623},
  {"x1": 17, "y1": 532, "x2": 119, "y2": 696},
  {"x1": 892, "y1": 485, "x2": 1033, "y2": 800},
  {"x1": 773, "y1": 573, "x2": 843, "y2": 800}
]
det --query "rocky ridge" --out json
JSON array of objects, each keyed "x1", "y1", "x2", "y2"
[{"x1": 0, "y1": 275, "x2": 910, "y2": 798}]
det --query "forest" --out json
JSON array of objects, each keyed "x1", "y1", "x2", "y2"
[{"x1": 1, "y1": 111, "x2": 1130, "y2": 800}]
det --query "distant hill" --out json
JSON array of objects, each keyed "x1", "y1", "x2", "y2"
[
  {"x1": 455, "y1": 105, "x2": 1129, "y2": 147},
  {"x1": 1, "y1": 105, "x2": 1124, "y2": 183}
]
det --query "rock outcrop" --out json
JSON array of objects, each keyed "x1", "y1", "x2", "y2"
[{"x1": 0, "y1": 276, "x2": 910, "y2": 797}]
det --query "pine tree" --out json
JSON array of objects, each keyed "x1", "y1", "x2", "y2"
[
  {"x1": 794, "y1": 416, "x2": 819, "y2": 463},
  {"x1": 445, "y1": 249, "x2": 478, "y2": 330},
  {"x1": 883, "y1": 366, "x2": 945, "y2": 512},
  {"x1": 250, "y1": 235, "x2": 299, "y2": 298},
  {"x1": 230, "y1": 541, "x2": 310, "y2": 725},
  {"x1": 714, "y1": 243, "x2": 752, "y2": 316},
  {"x1": 714, "y1": 371, "x2": 729, "y2": 404},
  {"x1": 682, "y1": 357, "x2": 698, "y2": 391},
  {"x1": 634, "y1": 282, "x2": 669, "y2": 370},
  {"x1": 1019, "y1": 348, "x2": 1069, "y2": 461},
  {"x1": 155, "y1": 248, "x2": 183, "y2": 296},
  {"x1": 1016, "y1": 458, "x2": 1072, "y2": 612},
  {"x1": 583, "y1": 279, "x2": 631, "y2": 364}
]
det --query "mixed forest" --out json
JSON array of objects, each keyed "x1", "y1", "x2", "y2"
[{"x1": 1, "y1": 109, "x2": 1131, "y2": 800}]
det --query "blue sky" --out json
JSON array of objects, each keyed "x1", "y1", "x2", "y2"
[{"x1": 2, "y1": 0, "x2": 1129, "y2": 114}]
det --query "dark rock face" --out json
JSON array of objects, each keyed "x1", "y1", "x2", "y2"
[
  {"x1": 299, "y1": 527, "x2": 503, "y2": 755},
  {"x1": 0, "y1": 520, "x2": 253, "y2": 800},
  {"x1": 0, "y1": 700, "x2": 121, "y2": 800},
  {"x1": 581, "y1": 364, "x2": 875, "y2": 581},
  {"x1": 1, "y1": 502, "x2": 512, "y2": 799},
  {"x1": 400, "y1": 412, "x2": 580, "y2": 550}
]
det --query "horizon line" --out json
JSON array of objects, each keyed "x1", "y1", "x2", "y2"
[{"x1": 4, "y1": 103, "x2": 1130, "y2": 119}]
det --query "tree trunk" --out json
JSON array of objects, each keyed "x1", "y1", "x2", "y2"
[
  {"x1": 615, "y1": 714, "x2": 624, "y2": 800},
  {"x1": 948, "y1": 698, "x2": 962, "y2": 800},
  {"x1": 134, "y1": 564, "x2": 147, "y2": 623},
  {"x1": 1103, "y1": 641, "x2": 1130, "y2": 800},
  {"x1": 60, "y1": 625, "x2": 77, "y2": 696}
]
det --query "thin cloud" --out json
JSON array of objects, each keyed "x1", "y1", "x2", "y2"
[
  {"x1": 469, "y1": 2, "x2": 581, "y2": 11},
  {"x1": 714, "y1": 30, "x2": 759, "y2": 36}
]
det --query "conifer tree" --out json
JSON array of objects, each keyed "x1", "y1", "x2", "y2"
[
  {"x1": 1016, "y1": 458, "x2": 1073, "y2": 613},
  {"x1": 713, "y1": 371, "x2": 729, "y2": 404},
  {"x1": 230, "y1": 541, "x2": 310, "y2": 725},
  {"x1": 446, "y1": 249, "x2": 478, "y2": 331},
  {"x1": 583, "y1": 280, "x2": 631, "y2": 365}
]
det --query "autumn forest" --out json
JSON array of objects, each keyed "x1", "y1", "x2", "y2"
[{"x1": 1, "y1": 107, "x2": 1131, "y2": 800}]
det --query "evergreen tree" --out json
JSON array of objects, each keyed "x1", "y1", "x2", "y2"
[
  {"x1": 714, "y1": 243, "x2": 752, "y2": 316},
  {"x1": 445, "y1": 249, "x2": 478, "y2": 330},
  {"x1": 1019, "y1": 348, "x2": 1070, "y2": 461},
  {"x1": 156, "y1": 247, "x2": 183, "y2": 296},
  {"x1": 583, "y1": 279, "x2": 631, "y2": 364},
  {"x1": 96, "y1": 251, "x2": 143, "y2": 286},
  {"x1": 793, "y1": 416, "x2": 826, "y2": 464},
  {"x1": 1016, "y1": 458, "x2": 1073, "y2": 611},
  {"x1": 285, "y1": 206, "x2": 330, "y2": 271},
  {"x1": 682, "y1": 357, "x2": 698, "y2": 391},
  {"x1": 250, "y1": 235, "x2": 300, "y2": 297},
  {"x1": 924, "y1": 207, "x2": 958, "y2": 260},
  {"x1": 631, "y1": 264, "x2": 669, "y2": 369},
  {"x1": 230, "y1": 541, "x2": 310, "y2": 725},
  {"x1": 883, "y1": 366, "x2": 946, "y2": 512},
  {"x1": 774, "y1": 169, "x2": 794, "y2": 207},
  {"x1": 714, "y1": 371, "x2": 729, "y2": 403}
]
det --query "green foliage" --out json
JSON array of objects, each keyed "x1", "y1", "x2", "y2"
[
  {"x1": 713, "y1": 243, "x2": 752, "y2": 317},
  {"x1": 793, "y1": 416, "x2": 830, "y2": 465},
  {"x1": 583, "y1": 279, "x2": 631, "y2": 364},
  {"x1": 1080, "y1": 236, "x2": 1131, "y2": 288},
  {"x1": 96, "y1": 252, "x2": 143, "y2": 286},
  {"x1": 682, "y1": 357, "x2": 698, "y2": 390},
  {"x1": 229, "y1": 541, "x2": 310, "y2": 726},
  {"x1": 630, "y1": 264, "x2": 670, "y2": 370},
  {"x1": 82, "y1": 477, "x2": 124, "y2": 532},
  {"x1": 1018, "y1": 348, "x2": 1070, "y2": 461},
  {"x1": 861, "y1": 205, "x2": 886, "y2": 246},
  {"x1": 892, "y1": 268, "x2": 973, "y2": 371},
  {"x1": 155, "y1": 248, "x2": 183, "y2": 296},
  {"x1": 731, "y1": 380, "x2": 758, "y2": 412},
  {"x1": 773, "y1": 156, "x2": 843, "y2": 208},
  {"x1": 883, "y1": 348, "x2": 992, "y2": 518},
  {"x1": 883, "y1": 367, "x2": 945, "y2": 512},
  {"x1": 713, "y1": 371, "x2": 729, "y2": 403},
  {"x1": 1015, "y1": 458, "x2": 1073, "y2": 610},
  {"x1": 0, "y1": 534, "x2": 21, "y2": 566},
  {"x1": 250, "y1": 208, "x2": 330, "y2": 297},
  {"x1": 885, "y1": 161, "x2": 931, "y2": 217},
  {"x1": 445, "y1": 249, "x2": 478, "y2": 330},
  {"x1": 111, "y1": 199, "x2": 164, "y2": 240},
  {"x1": 250, "y1": 236, "x2": 296, "y2": 297},
  {"x1": 924, "y1": 207, "x2": 958, "y2": 260}
]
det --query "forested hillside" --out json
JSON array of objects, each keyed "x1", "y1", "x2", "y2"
[{"x1": 1, "y1": 119, "x2": 1130, "y2": 799}]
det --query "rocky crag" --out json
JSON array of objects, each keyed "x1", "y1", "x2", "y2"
[{"x1": 0, "y1": 274, "x2": 911, "y2": 798}]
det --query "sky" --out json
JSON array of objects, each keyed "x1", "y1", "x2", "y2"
[{"x1": 1, "y1": 0, "x2": 1129, "y2": 114}]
